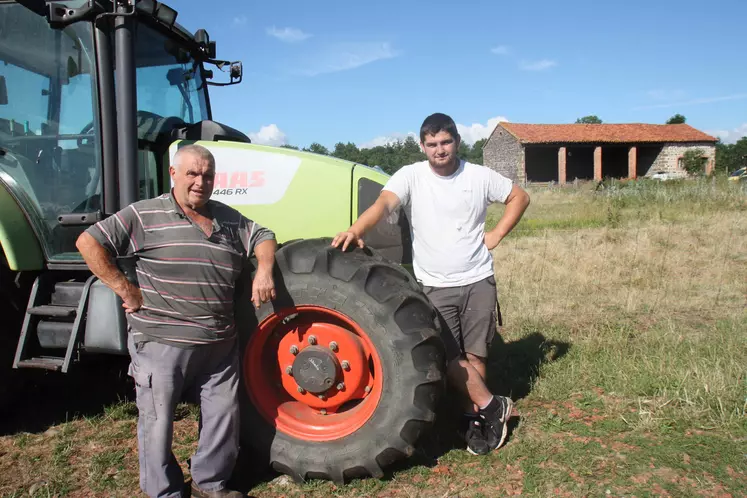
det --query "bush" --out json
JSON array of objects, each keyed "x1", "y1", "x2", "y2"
[{"x1": 681, "y1": 148, "x2": 708, "y2": 175}]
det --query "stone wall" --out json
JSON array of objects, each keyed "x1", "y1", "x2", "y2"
[
  {"x1": 483, "y1": 126, "x2": 524, "y2": 182},
  {"x1": 648, "y1": 142, "x2": 716, "y2": 176}
]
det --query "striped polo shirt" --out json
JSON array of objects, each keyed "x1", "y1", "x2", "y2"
[{"x1": 86, "y1": 191, "x2": 275, "y2": 346}]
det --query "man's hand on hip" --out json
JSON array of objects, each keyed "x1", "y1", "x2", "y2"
[
  {"x1": 331, "y1": 231, "x2": 365, "y2": 251},
  {"x1": 252, "y1": 268, "x2": 276, "y2": 309},
  {"x1": 120, "y1": 282, "x2": 143, "y2": 313},
  {"x1": 484, "y1": 231, "x2": 503, "y2": 251}
]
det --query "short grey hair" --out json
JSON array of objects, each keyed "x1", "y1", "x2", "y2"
[{"x1": 173, "y1": 144, "x2": 215, "y2": 171}]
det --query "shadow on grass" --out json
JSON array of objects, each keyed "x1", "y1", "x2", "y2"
[
  {"x1": 487, "y1": 330, "x2": 570, "y2": 400},
  {"x1": 387, "y1": 330, "x2": 571, "y2": 474},
  {"x1": 0, "y1": 355, "x2": 133, "y2": 436},
  {"x1": 228, "y1": 446, "x2": 279, "y2": 495}
]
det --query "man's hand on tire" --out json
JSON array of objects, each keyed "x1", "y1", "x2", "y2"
[
  {"x1": 331, "y1": 231, "x2": 365, "y2": 251},
  {"x1": 252, "y1": 268, "x2": 276, "y2": 309}
]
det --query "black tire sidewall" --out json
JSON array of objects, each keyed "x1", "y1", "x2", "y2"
[{"x1": 236, "y1": 240, "x2": 444, "y2": 479}]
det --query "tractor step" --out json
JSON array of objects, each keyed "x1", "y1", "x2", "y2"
[
  {"x1": 13, "y1": 275, "x2": 96, "y2": 373},
  {"x1": 16, "y1": 357, "x2": 65, "y2": 371},
  {"x1": 27, "y1": 305, "x2": 77, "y2": 318},
  {"x1": 49, "y1": 281, "x2": 86, "y2": 307}
]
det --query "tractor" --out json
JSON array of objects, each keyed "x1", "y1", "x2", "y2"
[{"x1": 0, "y1": 0, "x2": 445, "y2": 484}]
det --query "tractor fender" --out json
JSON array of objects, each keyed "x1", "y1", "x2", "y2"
[{"x1": 0, "y1": 182, "x2": 43, "y2": 271}]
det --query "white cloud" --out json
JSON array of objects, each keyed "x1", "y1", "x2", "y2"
[
  {"x1": 634, "y1": 93, "x2": 747, "y2": 110},
  {"x1": 705, "y1": 123, "x2": 747, "y2": 144},
  {"x1": 519, "y1": 59, "x2": 557, "y2": 71},
  {"x1": 457, "y1": 116, "x2": 509, "y2": 144},
  {"x1": 266, "y1": 26, "x2": 312, "y2": 43},
  {"x1": 298, "y1": 42, "x2": 400, "y2": 76},
  {"x1": 491, "y1": 45, "x2": 510, "y2": 55},
  {"x1": 248, "y1": 124, "x2": 288, "y2": 146},
  {"x1": 360, "y1": 116, "x2": 510, "y2": 149},
  {"x1": 233, "y1": 16, "x2": 247, "y2": 26},
  {"x1": 359, "y1": 132, "x2": 417, "y2": 149},
  {"x1": 646, "y1": 89, "x2": 686, "y2": 101}
]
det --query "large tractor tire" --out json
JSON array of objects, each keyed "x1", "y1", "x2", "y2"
[{"x1": 236, "y1": 238, "x2": 445, "y2": 483}]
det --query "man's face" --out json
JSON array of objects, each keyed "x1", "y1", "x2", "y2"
[
  {"x1": 421, "y1": 130, "x2": 460, "y2": 173},
  {"x1": 169, "y1": 153, "x2": 215, "y2": 210}
]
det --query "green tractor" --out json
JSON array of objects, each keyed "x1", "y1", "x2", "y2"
[{"x1": 0, "y1": 0, "x2": 445, "y2": 484}]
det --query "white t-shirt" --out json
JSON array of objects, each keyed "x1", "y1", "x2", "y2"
[{"x1": 383, "y1": 160, "x2": 513, "y2": 287}]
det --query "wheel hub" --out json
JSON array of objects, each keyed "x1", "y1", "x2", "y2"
[
  {"x1": 292, "y1": 346, "x2": 340, "y2": 394},
  {"x1": 245, "y1": 306, "x2": 384, "y2": 440}
]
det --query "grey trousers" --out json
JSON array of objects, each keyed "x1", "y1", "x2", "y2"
[
  {"x1": 127, "y1": 334, "x2": 239, "y2": 498},
  {"x1": 423, "y1": 275, "x2": 498, "y2": 361}
]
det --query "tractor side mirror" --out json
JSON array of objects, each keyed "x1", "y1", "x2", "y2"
[
  {"x1": 0, "y1": 76, "x2": 7, "y2": 105},
  {"x1": 205, "y1": 60, "x2": 242, "y2": 87}
]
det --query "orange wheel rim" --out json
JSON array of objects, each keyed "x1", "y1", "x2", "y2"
[{"x1": 244, "y1": 306, "x2": 384, "y2": 441}]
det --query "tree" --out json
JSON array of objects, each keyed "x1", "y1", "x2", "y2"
[
  {"x1": 457, "y1": 140, "x2": 486, "y2": 165},
  {"x1": 681, "y1": 148, "x2": 707, "y2": 175},
  {"x1": 303, "y1": 142, "x2": 330, "y2": 156},
  {"x1": 332, "y1": 142, "x2": 364, "y2": 163},
  {"x1": 575, "y1": 115, "x2": 603, "y2": 124},
  {"x1": 666, "y1": 114, "x2": 686, "y2": 124},
  {"x1": 716, "y1": 136, "x2": 747, "y2": 174},
  {"x1": 469, "y1": 138, "x2": 487, "y2": 165},
  {"x1": 279, "y1": 144, "x2": 299, "y2": 150}
]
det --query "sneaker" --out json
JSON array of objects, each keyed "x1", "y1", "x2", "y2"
[
  {"x1": 191, "y1": 481, "x2": 244, "y2": 498},
  {"x1": 480, "y1": 395, "x2": 514, "y2": 451},
  {"x1": 464, "y1": 418, "x2": 491, "y2": 455}
]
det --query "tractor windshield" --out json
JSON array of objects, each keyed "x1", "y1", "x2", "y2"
[
  {"x1": 130, "y1": 19, "x2": 209, "y2": 201},
  {"x1": 134, "y1": 23, "x2": 209, "y2": 127},
  {"x1": 0, "y1": 1, "x2": 101, "y2": 262}
]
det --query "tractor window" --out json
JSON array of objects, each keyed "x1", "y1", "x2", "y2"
[
  {"x1": 133, "y1": 22, "x2": 209, "y2": 137},
  {"x1": 137, "y1": 149, "x2": 159, "y2": 199},
  {"x1": 0, "y1": 3, "x2": 100, "y2": 262}
]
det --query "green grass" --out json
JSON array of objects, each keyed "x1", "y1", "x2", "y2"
[
  {"x1": 487, "y1": 176, "x2": 747, "y2": 236},
  {"x1": 0, "y1": 178, "x2": 745, "y2": 497},
  {"x1": 88, "y1": 449, "x2": 128, "y2": 492}
]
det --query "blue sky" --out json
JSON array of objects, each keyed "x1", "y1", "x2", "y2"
[{"x1": 174, "y1": 0, "x2": 747, "y2": 148}]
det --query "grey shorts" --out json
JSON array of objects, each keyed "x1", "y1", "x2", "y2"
[{"x1": 423, "y1": 275, "x2": 498, "y2": 361}]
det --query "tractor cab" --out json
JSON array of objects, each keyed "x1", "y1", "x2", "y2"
[
  {"x1": 1, "y1": 0, "x2": 246, "y2": 371},
  {"x1": 0, "y1": 0, "x2": 243, "y2": 265}
]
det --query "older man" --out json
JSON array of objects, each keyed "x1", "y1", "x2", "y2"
[{"x1": 77, "y1": 144, "x2": 276, "y2": 498}]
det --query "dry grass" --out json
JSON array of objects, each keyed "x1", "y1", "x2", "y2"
[{"x1": 495, "y1": 216, "x2": 746, "y2": 327}]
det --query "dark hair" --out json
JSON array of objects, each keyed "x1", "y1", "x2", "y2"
[{"x1": 419, "y1": 113, "x2": 459, "y2": 142}]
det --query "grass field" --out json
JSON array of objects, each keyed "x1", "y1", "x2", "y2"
[{"x1": 0, "y1": 177, "x2": 745, "y2": 497}]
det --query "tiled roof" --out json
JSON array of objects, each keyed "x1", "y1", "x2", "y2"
[{"x1": 493, "y1": 123, "x2": 718, "y2": 144}]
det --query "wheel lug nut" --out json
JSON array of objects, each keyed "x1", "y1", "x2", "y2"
[
  {"x1": 336, "y1": 382, "x2": 345, "y2": 390},
  {"x1": 297, "y1": 386, "x2": 305, "y2": 394},
  {"x1": 290, "y1": 345, "x2": 299, "y2": 355},
  {"x1": 285, "y1": 366, "x2": 293, "y2": 375},
  {"x1": 329, "y1": 341, "x2": 338, "y2": 352},
  {"x1": 364, "y1": 386, "x2": 371, "y2": 393},
  {"x1": 341, "y1": 360, "x2": 350, "y2": 370},
  {"x1": 308, "y1": 335, "x2": 317, "y2": 345}
]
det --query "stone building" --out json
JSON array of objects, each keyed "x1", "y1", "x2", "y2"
[{"x1": 483, "y1": 123, "x2": 717, "y2": 183}]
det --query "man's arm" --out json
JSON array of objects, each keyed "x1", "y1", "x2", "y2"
[
  {"x1": 251, "y1": 238, "x2": 277, "y2": 308},
  {"x1": 76, "y1": 232, "x2": 143, "y2": 313},
  {"x1": 331, "y1": 190, "x2": 401, "y2": 251},
  {"x1": 484, "y1": 184, "x2": 530, "y2": 250}
]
